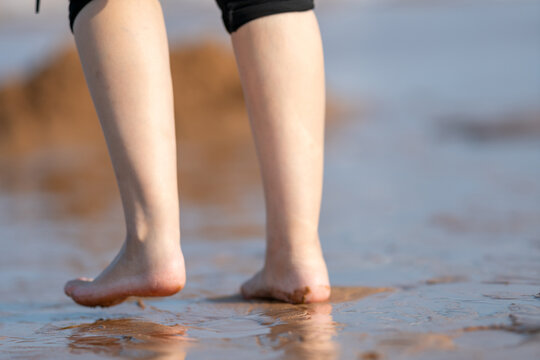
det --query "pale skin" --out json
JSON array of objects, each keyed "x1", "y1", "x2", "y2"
[{"x1": 64, "y1": 0, "x2": 330, "y2": 306}]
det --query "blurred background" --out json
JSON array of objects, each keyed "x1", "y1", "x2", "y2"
[{"x1": 0, "y1": 0, "x2": 539, "y2": 359}]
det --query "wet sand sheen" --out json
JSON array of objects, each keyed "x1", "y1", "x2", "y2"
[
  {"x1": 52, "y1": 285, "x2": 540, "y2": 360},
  {"x1": 55, "y1": 286, "x2": 390, "y2": 359},
  {"x1": 61, "y1": 319, "x2": 191, "y2": 359}
]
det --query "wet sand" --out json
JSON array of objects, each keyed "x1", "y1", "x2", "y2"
[{"x1": 1, "y1": 0, "x2": 540, "y2": 359}]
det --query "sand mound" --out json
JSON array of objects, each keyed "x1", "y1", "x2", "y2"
[
  {"x1": 0, "y1": 40, "x2": 342, "y2": 216},
  {"x1": 0, "y1": 40, "x2": 251, "y2": 155}
]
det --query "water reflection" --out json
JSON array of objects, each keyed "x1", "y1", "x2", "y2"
[
  {"x1": 203, "y1": 295, "x2": 338, "y2": 360},
  {"x1": 207, "y1": 286, "x2": 390, "y2": 360},
  {"x1": 63, "y1": 318, "x2": 191, "y2": 359},
  {"x1": 258, "y1": 303, "x2": 338, "y2": 360}
]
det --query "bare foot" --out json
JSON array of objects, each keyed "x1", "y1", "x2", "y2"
[
  {"x1": 241, "y1": 240, "x2": 330, "y2": 304},
  {"x1": 64, "y1": 239, "x2": 185, "y2": 307}
]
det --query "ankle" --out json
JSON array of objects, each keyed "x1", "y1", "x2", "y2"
[
  {"x1": 266, "y1": 226, "x2": 320, "y2": 248},
  {"x1": 125, "y1": 228, "x2": 181, "y2": 256},
  {"x1": 265, "y1": 233, "x2": 323, "y2": 264},
  {"x1": 126, "y1": 217, "x2": 179, "y2": 243}
]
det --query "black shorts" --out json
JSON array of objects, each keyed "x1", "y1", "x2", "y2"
[{"x1": 67, "y1": 0, "x2": 315, "y2": 34}]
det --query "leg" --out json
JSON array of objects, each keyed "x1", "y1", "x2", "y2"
[
  {"x1": 64, "y1": 0, "x2": 185, "y2": 307},
  {"x1": 231, "y1": 10, "x2": 330, "y2": 303}
]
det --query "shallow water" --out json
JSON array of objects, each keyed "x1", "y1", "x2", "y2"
[{"x1": 1, "y1": 0, "x2": 540, "y2": 359}]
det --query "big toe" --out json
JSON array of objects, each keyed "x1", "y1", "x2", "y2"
[{"x1": 64, "y1": 278, "x2": 92, "y2": 297}]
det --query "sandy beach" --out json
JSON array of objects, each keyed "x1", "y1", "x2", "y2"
[{"x1": 0, "y1": 0, "x2": 539, "y2": 359}]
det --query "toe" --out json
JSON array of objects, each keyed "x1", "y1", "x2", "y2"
[{"x1": 64, "y1": 278, "x2": 92, "y2": 297}]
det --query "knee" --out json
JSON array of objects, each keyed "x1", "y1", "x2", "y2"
[{"x1": 215, "y1": 0, "x2": 315, "y2": 34}]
